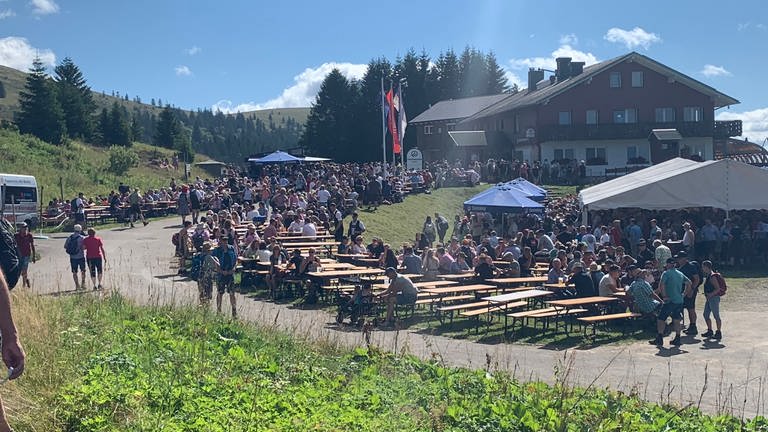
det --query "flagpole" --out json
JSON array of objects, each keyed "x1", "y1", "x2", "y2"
[
  {"x1": 398, "y1": 82, "x2": 406, "y2": 174},
  {"x1": 381, "y1": 77, "x2": 387, "y2": 175}
]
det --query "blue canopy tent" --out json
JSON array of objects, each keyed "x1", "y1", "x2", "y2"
[
  {"x1": 247, "y1": 150, "x2": 302, "y2": 164},
  {"x1": 463, "y1": 185, "x2": 545, "y2": 214},
  {"x1": 505, "y1": 178, "x2": 547, "y2": 201}
]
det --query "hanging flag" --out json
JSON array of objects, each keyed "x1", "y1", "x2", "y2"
[
  {"x1": 386, "y1": 88, "x2": 401, "y2": 154},
  {"x1": 396, "y1": 83, "x2": 407, "y2": 146}
]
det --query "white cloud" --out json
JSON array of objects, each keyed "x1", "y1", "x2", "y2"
[
  {"x1": 559, "y1": 34, "x2": 578, "y2": 45},
  {"x1": 508, "y1": 44, "x2": 599, "y2": 72},
  {"x1": 0, "y1": 9, "x2": 15, "y2": 19},
  {"x1": 184, "y1": 45, "x2": 201, "y2": 56},
  {"x1": 757, "y1": 23, "x2": 767, "y2": 30},
  {"x1": 0, "y1": 36, "x2": 55, "y2": 71},
  {"x1": 717, "y1": 108, "x2": 768, "y2": 144},
  {"x1": 737, "y1": 22, "x2": 766, "y2": 31},
  {"x1": 701, "y1": 64, "x2": 732, "y2": 77},
  {"x1": 212, "y1": 62, "x2": 367, "y2": 113},
  {"x1": 604, "y1": 27, "x2": 661, "y2": 50},
  {"x1": 30, "y1": 0, "x2": 58, "y2": 15},
  {"x1": 174, "y1": 65, "x2": 192, "y2": 76}
]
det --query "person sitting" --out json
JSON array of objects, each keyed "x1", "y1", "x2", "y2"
[
  {"x1": 568, "y1": 261, "x2": 595, "y2": 298},
  {"x1": 377, "y1": 267, "x2": 419, "y2": 326},
  {"x1": 547, "y1": 258, "x2": 565, "y2": 283},
  {"x1": 474, "y1": 254, "x2": 498, "y2": 282},
  {"x1": 598, "y1": 264, "x2": 622, "y2": 296},
  {"x1": 451, "y1": 252, "x2": 471, "y2": 273},
  {"x1": 436, "y1": 247, "x2": 455, "y2": 274},
  {"x1": 401, "y1": 246, "x2": 422, "y2": 275},
  {"x1": 629, "y1": 269, "x2": 662, "y2": 315}
]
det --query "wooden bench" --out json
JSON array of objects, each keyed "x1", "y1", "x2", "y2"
[
  {"x1": 528, "y1": 308, "x2": 589, "y2": 334},
  {"x1": 415, "y1": 294, "x2": 474, "y2": 306},
  {"x1": 458, "y1": 301, "x2": 528, "y2": 318},
  {"x1": 578, "y1": 312, "x2": 642, "y2": 341},
  {"x1": 504, "y1": 306, "x2": 560, "y2": 336}
]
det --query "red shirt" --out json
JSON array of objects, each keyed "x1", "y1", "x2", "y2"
[
  {"x1": 14, "y1": 232, "x2": 33, "y2": 257},
  {"x1": 82, "y1": 236, "x2": 104, "y2": 259}
]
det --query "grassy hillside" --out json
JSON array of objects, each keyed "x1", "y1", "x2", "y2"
[
  {"x1": 242, "y1": 107, "x2": 310, "y2": 128},
  {"x1": 5, "y1": 291, "x2": 764, "y2": 430},
  {"x1": 0, "y1": 128, "x2": 209, "y2": 202}
]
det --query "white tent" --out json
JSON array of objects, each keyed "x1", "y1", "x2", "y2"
[{"x1": 579, "y1": 158, "x2": 768, "y2": 212}]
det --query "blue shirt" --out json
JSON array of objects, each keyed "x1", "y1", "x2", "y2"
[
  {"x1": 660, "y1": 268, "x2": 690, "y2": 304},
  {"x1": 212, "y1": 245, "x2": 237, "y2": 271}
]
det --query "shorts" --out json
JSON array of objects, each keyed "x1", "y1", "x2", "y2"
[
  {"x1": 657, "y1": 302, "x2": 683, "y2": 321},
  {"x1": 217, "y1": 274, "x2": 236, "y2": 294},
  {"x1": 129, "y1": 204, "x2": 142, "y2": 216},
  {"x1": 396, "y1": 292, "x2": 417, "y2": 305},
  {"x1": 18, "y1": 256, "x2": 30, "y2": 271},
  {"x1": 683, "y1": 289, "x2": 698, "y2": 309},
  {"x1": 70, "y1": 257, "x2": 86, "y2": 273},
  {"x1": 74, "y1": 213, "x2": 85, "y2": 223},
  {"x1": 86, "y1": 258, "x2": 103, "y2": 277}
]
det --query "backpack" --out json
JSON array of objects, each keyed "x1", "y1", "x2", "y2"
[
  {"x1": 0, "y1": 219, "x2": 21, "y2": 289},
  {"x1": 172, "y1": 232, "x2": 180, "y2": 247},
  {"x1": 710, "y1": 272, "x2": 727, "y2": 296},
  {"x1": 438, "y1": 217, "x2": 449, "y2": 232},
  {"x1": 64, "y1": 234, "x2": 81, "y2": 256},
  {"x1": 71, "y1": 198, "x2": 79, "y2": 212}
]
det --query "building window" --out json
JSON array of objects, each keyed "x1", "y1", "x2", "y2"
[
  {"x1": 586, "y1": 147, "x2": 607, "y2": 165},
  {"x1": 424, "y1": 125, "x2": 433, "y2": 135},
  {"x1": 683, "y1": 106, "x2": 703, "y2": 122},
  {"x1": 609, "y1": 71, "x2": 621, "y2": 88},
  {"x1": 586, "y1": 110, "x2": 598, "y2": 125},
  {"x1": 631, "y1": 71, "x2": 644, "y2": 88},
  {"x1": 437, "y1": 127, "x2": 442, "y2": 134},
  {"x1": 613, "y1": 108, "x2": 637, "y2": 124},
  {"x1": 627, "y1": 145, "x2": 650, "y2": 163},
  {"x1": 655, "y1": 107, "x2": 676, "y2": 123},
  {"x1": 554, "y1": 148, "x2": 574, "y2": 162},
  {"x1": 558, "y1": 111, "x2": 572, "y2": 125}
]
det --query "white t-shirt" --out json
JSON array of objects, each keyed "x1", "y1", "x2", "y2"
[
  {"x1": 317, "y1": 189, "x2": 331, "y2": 203},
  {"x1": 301, "y1": 222, "x2": 317, "y2": 238},
  {"x1": 288, "y1": 220, "x2": 304, "y2": 233},
  {"x1": 599, "y1": 233, "x2": 611, "y2": 245}
]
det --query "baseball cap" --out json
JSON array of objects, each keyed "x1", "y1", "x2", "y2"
[{"x1": 666, "y1": 258, "x2": 676, "y2": 264}]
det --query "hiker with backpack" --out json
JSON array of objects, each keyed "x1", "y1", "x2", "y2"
[
  {"x1": 128, "y1": 189, "x2": 149, "y2": 228},
  {"x1": 701, "y1": 260, "x2": 725, "y2": 340},
  {"x1": 82, "y1": 228, "x2": 107, "y2": 290},
  {"x1": 64, "y1": 224, "x2": 86, "y2": 290}
]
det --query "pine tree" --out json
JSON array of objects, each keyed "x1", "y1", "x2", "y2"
[
  {"x1": 0, "y1": 80, "x2": 5, "y2": 99},
  {"x1": 109, "y1": 102, "x2": 131, "y2": 146},
  {"x1": 16, "y1": 58, "x2": 66, "y2": 144},
  {"x1": 54, "y1": 57, "x2": 94, "y2": 140},
  {"x1": 154, "y1": 106, "x2": 180, "y2": 148},
  {"x1": 485, "y1": 51, "x2": 510, "y2": 94},
  {"x1": 97, "y1": 108, "x2": 110, "y2": 146},
  {"x1": 299, "y1": 69, "x2": 359, "y2": 160},
  {"x1": 130, "y1": 117, "x2": 143, "y2": 142}
]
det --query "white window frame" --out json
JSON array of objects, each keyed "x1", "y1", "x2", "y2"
[
  {"x1": 609, "y1": 71, "x2": 621, "y2": 88},
  {"x1": 558, "y1": 111, "x2": 572, "y2": 125},
  {"x1": 683, "y1": 106, "x2": 703, "y2": 122},
  {"x1": 424, "y1": 125, "x2": 433, "y2": 135},
  {"x1": 655, "y1": 107, "x2": 676, "y2": 123},
  {"x1": 586, "y1": 109, "x2": 598, "y2": 125},
  {"x1": 613, "y1": 108, "x2": 638, "y2": 124},
  {"x1": 631, "y1": 71, "x2": 644, "y2": 88},
  {"x1": 585, "y1": 147, "x2": 606, "y2": 162}
]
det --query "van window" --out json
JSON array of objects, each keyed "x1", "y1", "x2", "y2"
[{"x1": 3, "y1": 186, "x2": 37, "y2": 204}]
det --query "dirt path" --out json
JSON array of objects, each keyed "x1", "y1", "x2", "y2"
[{"x1": 26, "y1": 221, "x2": 768, "y2": 418}]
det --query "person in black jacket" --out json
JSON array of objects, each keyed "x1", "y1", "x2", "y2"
[{"x1": 568, "y1": 261, "x2": 596, "y2": 298}]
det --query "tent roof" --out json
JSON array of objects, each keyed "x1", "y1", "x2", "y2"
[
  {"x1": 302, "y1": 156, "x2": 331, "y2": 162},
  {"x1": 247, "y1": 150, "x2": 302, "y2": 163},
  {"x1": 505, "y1": 177, "x2": 547, "y2": 197},
  {"x1": 464, "y1": 185, "x2": 544, "y2": 213},
  {"x1": 579, "y1": 157, "x2": 768, "y2": 211},
  {"x1": 650, "y1": 129, "x2": 683, "y2": 141},
  {"x1": 194, "y1": 160, "x2": 226, "y2": 166}
]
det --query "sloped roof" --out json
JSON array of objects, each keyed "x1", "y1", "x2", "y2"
[
  {"x1": 464, "y1": 184, "x2": 544, "y2": 213},
  {"x1": 579, "y1": 157, "x2": 768, "y2": 211},
  {"x1": 461, "y1": 52, "x2": 740, "y2": 124},
  {"x1": 410, "y1": 94, "x2": 508, "y2": 124},
  {"x1": 650, "y1": 129, "x2": 683, "y2": 141}
]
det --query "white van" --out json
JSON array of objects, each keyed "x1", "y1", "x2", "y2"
[{"x1": 0, "y1": 174, "x2": 39, "y2": 227}]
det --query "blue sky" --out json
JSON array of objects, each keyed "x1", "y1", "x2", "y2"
[{"x1": 1, "y1": 0, "x2": 767, "y2": 140}]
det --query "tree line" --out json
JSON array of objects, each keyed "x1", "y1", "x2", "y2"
[
  {"x1": 9, "y1": 57, "x2": 303, "y2": 162},
  {"x1": 300, "y1": 46, "x2": 514, "y2": 162}
]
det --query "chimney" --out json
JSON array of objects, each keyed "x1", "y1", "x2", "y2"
[
  {"x1": 555, "y1": 57, "x2": 572, "y2": 82},
  {"x1": 570, "y1": 61, "x2": 585, "y2": 76},
  {"x1": 527, "y1": 68, "x2": 545, "y2": 92}
]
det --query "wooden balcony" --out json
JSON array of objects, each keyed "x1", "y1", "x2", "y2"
[{"x1": 539, "y1": 120, "x2": 743, "y2": 141}]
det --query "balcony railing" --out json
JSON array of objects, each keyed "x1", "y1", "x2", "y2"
[{"x1": 539, "y1": 120, "x2": 743, "y2": 141}]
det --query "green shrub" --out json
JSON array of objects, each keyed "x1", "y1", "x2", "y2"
[{"x1": 107, "y1": 145, "x2": 139, "y2": 175}]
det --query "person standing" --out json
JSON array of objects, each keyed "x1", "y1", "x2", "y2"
[
  {"x1": 13, "y1": 223, "x2": 35, "y2": 288},
  {"x1": 677, "y1": 251, "x2": 701, "y2": 336},
  {"x1": 177, "y1": 185, "x2": 191, "y2": 224},
  {"x1": 72, "y1": 192, "x2": 86, "y2": 227},
  {"x1": 212, "y1": 237, "x2": 238, "y2": 318},
  {"x1": 82, "y1": 228, "x2": 107, "y2": 290},
  {"x1": 650, "y1": 258, "x2": 691, "y2": 347},
  {"x1": 422, "y1": 216, "x2": 437, "y2": 248},
  {"x1": 189, "y1": 185, "x2": 202, "y2": 224},
  {"x1": 348, "y1": 212, "x2": 366, "y2": 239},
  {"x1": 198, "y1": 243, "x2": 217, "y2": 307},
  {"x1": 128, "y1": 188, "x2": 149, "y2": 228},
  {"x1": 0, "y1": 268, "x2": 26, "y2": 432},
  {"x1": 700, "y1": 260, "x2": 724, "y2": 340},
  {"x1": 435, "y1": 213, "x2": 449, "y2": 245},
  {"x1": 64, "y1": 224, "x2": 86, "y2": 290}
]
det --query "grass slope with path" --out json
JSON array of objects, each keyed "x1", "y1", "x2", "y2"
[
  {"x1": 5, "y1": 290, "x2": 767, "y2": 431},
  {"x1": 0, "y1": 129, "x2": 209, "y2": 203}
]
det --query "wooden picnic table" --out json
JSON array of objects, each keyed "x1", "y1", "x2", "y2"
[
  {"x1": 277, "y1": 241, "x2": 339, "y2": 248},
  {"x1": 372, "y1": 280, "x2": 458, "y2": 290},
  {"x1": 546, "y1": 296, "x2": 618, "y2": 308},
  {"x1": 278, "y1": 235, "x2": 335, "y2": 242},
  {"x1": 307, "y1": 268, "x2": 384, "y2": 278},
  {"x1": 276, "y1": 230, "x2": 330, "y2": 237},
  {"x1": 542, "y1": 282, "x2": 571, "y2": 290},
  {"x1": 437, "y1": 272, "x2": 476, "y2": 281},
  {"x1": 487, "y1": 276, "x2": 548, "y2": 285},
  {"x1": 422, "y1": 284, "x2": 497, "y2": 295},
  {"x1": 483, "y1": 289, "x2": 553, "y2": 304}
]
